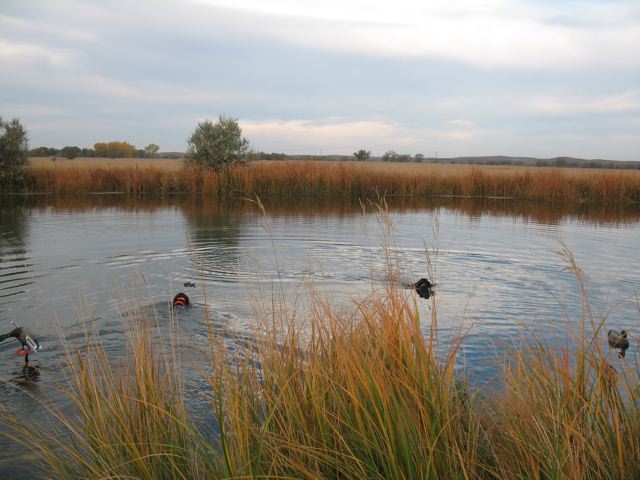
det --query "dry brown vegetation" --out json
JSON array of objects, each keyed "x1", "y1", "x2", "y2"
[
  {"x1": 21, "y1": 158, "x2": 640, "y2": 204},
  {"x1": 28, "y1": 156, "x2": 183, "y2": 171}
]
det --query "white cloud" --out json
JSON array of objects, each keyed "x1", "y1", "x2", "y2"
[
  {"x1": 0, "y1": 39, "x2": 76, "y2": 66},
  {"x1": 523, "y1": 91, "x2": 640, "y2": 115},
  {"x1": 0, "y1": 104, "x2": 65, "y2": 117},
  {"x1": 240, "y1": 116, "x2": 640, "y2": 159},
  {"x1": 0, "y1": 13, "x2": 99, "y2": 43},
  {"x1": 440, "y1": 130, "x2": 476, "y2": 141},
  {"x1": 241, "y1": 118, "x2": 505, "y2": 154},
  {"x1": 189, "y1": 0, "x2": 640, "y2": 69},
  {"x1": 446, "y1": 119, "x2": 474, "y2": 127},
  {"x1": 243, "y1": 119, "x2": 400, "y2": 153}
]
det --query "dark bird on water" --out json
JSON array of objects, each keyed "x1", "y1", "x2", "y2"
[
  {"x1": 0, "y1": 322, "x2": 41, "y2": 364},
  {"x1": 407, "y1": 278, "x2": 435, "y2": 299},
  {"x1": 184, "y1": 281, "x2": 196, "y2": 288},
  {"x1": 173, "y1": 292, "x2": 190, "y2": 308},
  {"x1": 608, "y1": 330, "x2": 630, "y2": 358}
]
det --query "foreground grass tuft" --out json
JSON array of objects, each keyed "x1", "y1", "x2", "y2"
[
  {"x1": 211, "y1": 287, "x2": 488, "y2": 479},
  {"x1": 488, "y1": 245, "x2": 640, "y2": 480},
  {"x1": 1, "y1": 298, "x2": 217, "y2": 479}
]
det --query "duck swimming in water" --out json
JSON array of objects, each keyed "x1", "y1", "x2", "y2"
[
  {"x1": 184, "y1": 281, "x2": 196, "y2": 288},
  {"x1": 608, "y1": 330, "x2": 630, "y2": 358},
  {"x1": 0, "y1": 322, "x2": 41, "y2": 364},
  {"x1": 407, "y1": 278, "x2": 435, "y2": 299},
  {"x1": 172, "y1": 292, "x2": 190, "y2": 308}
]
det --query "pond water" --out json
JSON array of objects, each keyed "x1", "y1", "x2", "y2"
[{"x1": 1, "y1": 195, "x2": 639, "y2": 475}]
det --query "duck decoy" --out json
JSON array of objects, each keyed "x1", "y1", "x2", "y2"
[
  {"x1": 407, "y1": 278, "x2": 435, "y2": 299},
  {"x1": 0, "y1": 321, "x2": 41, "y2": 364},
  {"x1": 184, "y1": 281, "x2": 196, "y2": 288},
  {"x1": 607, "y1": 330, "x2": 630, "y2": 358},
  {"x1": 172, "y1": 292, "x2": 190, "y2": 308}
]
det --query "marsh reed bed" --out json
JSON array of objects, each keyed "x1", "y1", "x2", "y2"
[
  {"x1": 1, "y1": 243, "x2": 639, "y2": 479},
  {"x1": 21, "y1": 160, "x2": 640, "y2": 204}
]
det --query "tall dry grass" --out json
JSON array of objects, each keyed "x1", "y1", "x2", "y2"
[
  {"x1": 487, "y1": 245, "x2": 640, "y2": 479},
  {"x1": 210, "y1": 288, "x2": 489, "y2": 478},
  {"x1": 1, "y1": 232, "x2": 639, "y2": 478},
  {"x1": 28, "y1": 157, "x2": 183, "y2": 171},
  {"x1": 1, "y1": 278, "x2": 490, "y2": 478},
  {"x1": 18, "y1": 160, "x2": 640, "y2": 204},
  {"x1": 0, "y1": 296, "x2": 216, "y2": 479}
]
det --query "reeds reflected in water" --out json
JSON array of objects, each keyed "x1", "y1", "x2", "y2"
[{"x1": 5, "y1": 193, "x2": 640, "y2": 227}]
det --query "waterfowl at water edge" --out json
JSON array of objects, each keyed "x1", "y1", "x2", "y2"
[
  {"x1": 608, "y1": 330, "x2": 630, "y2": 358},
  {"x1": 0, "y1": 323, "x2": 41, "y2": 364}
]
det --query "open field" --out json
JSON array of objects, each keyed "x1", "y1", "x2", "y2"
[
  {"x1": 17, "y1": 158, "x2": 640, "y2": 204},
  {"x1": 28, "y1": 156, "x2": 184, "y2": 171},
  {"x1": 28, "y1": 156, "x2": 639, "y2": 177},
  {"x1": 2, "y1": 244, "x2": 639, "y2": 479}
]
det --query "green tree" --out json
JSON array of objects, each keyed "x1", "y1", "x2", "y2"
[
  {"x1": 414, "y1": 153, "x2": 425, "y2": 163},
  {"x1": 61, "y1": 146, "x2": 81, "y2": 159},
  {"x1": 0, "y1": 117, "x2": 29, "y2": 187},
  {"x1": 353, "y1": 149, "x2": 371, "y2": 162},
  {"x1": 187, "y1": 115, "x2": 249, "y2": 170},
  {"x1": 382, "y1": 150, "x2": 398, "y2": 162},
  {"x1": 144, "y1": 143, "x2": 160, "y2": 157},
  {"x1": 30, "y1": 146, "x2": 48, "y2": 157}
]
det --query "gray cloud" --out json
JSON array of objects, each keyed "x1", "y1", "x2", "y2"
[{"x1": 0, "y1": 0, "x2": 638, "y2": 159}]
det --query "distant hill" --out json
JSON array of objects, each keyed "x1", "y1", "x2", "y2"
[
  {"x1": 420, "y1": 155, "x2": 640, "y2": 169},
  {"x1": 157, "y1": 152, "x2": 186, "y2": 159},
  {"x1": 266, "y1": 154, "x2": 640, "y2": 170}
]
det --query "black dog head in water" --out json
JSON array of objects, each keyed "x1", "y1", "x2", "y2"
[
  {"x1": 173, "y1": 292, "x2": 190, "y2": 307},
  {"x1": 414, "y1": 278, "x2": 434, "y2": 299}
]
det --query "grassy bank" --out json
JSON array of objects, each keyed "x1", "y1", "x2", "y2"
[
  {"x1": 1, "y1": 245, "x2": 639, "y2": 479},
  {"x1": 18, "y1": 159, "x2": 640, "y2": 204}
]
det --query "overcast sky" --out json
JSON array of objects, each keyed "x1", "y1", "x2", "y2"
[{"x1": 1, "y1": 0, "x2": 638, "y2": 159}]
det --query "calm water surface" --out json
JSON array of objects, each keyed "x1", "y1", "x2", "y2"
[{"x1": 1, "y1": 196, "x2": 639, "y2": 475}]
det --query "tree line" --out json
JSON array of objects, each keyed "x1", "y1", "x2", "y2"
[
  {"x1": 380, "y1": 151, "x2": 425, "y2": 162},
  {"x1": 3, "y1": 113, "x2": 639, "y2": 191},
  {"x1": 30, "y1": 142, "x2": 161, "y2": 159},
  {"x1": 1, "y1": 115, "x2": 252, "y2": 188}
]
